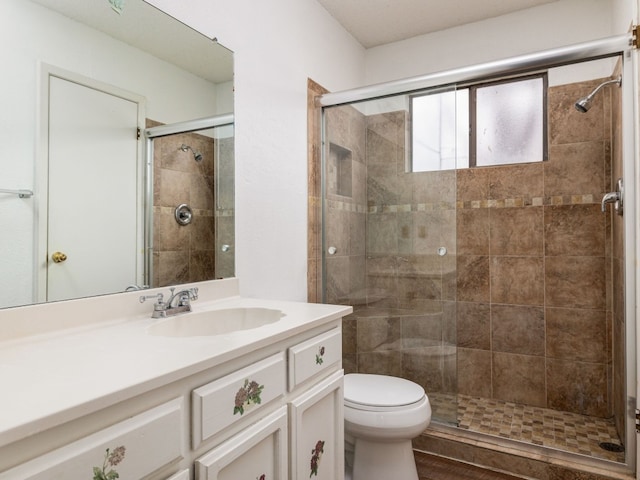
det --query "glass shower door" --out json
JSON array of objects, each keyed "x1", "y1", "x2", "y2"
[{"x1": 322, "y1": 88, "x2": 460, "y2": 426}]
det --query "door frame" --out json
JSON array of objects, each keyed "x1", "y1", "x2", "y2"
[{"x1": 35, "y1": 64, "x2": 146, "y2": 303}]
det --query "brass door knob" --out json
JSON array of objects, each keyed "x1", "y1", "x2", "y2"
[{"x1": 51, "y1": 251, "x2": 67, "y2": 263}]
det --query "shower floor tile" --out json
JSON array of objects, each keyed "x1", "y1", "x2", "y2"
[{"x1": 428, "y1": 393, "x2": 625, "y2": 463}]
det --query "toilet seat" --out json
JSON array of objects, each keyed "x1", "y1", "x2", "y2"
[{"x1": 344, "y1": 374, "x2": 425, "y2": 411}]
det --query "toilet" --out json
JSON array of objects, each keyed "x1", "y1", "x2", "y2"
[{"x1": 344, "y1": 373, "x2": 432, "y2": 480}]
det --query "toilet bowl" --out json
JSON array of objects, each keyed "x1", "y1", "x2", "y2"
[{"x1": 344, "y1": 373, "x2": 431, "y2": 480}]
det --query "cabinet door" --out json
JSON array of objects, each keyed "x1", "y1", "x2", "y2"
[
  {"x1": 195, "y1": 407, "x2": 288, "y2": 480},
  {"x1": 290, "y1": 371, "x2": 344, "y2": 480}
]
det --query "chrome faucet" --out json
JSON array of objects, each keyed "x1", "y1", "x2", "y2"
[
  {"x1": 601, "y1": 191, "x2": 620, "y2": 212},
  {"x1": 601, "y1": 178, "x2": 624, "y2": 216},
  {"x1": 140, "y1": 287, "x2": 199, "y2": 318}
]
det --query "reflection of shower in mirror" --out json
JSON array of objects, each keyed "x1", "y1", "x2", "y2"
[{"x1": 179, "y1": 144, "x2": 203, "y2": 162}]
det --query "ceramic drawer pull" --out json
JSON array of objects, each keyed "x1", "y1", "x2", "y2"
[
  {"x1": 315, "y1": 346, "x2": 326, "y2": 365},
  {"x1": 310, "y1": 440, "x2": 325, "y2": 477},
  {"x1": 234, "y1": 378, "x2": 265, "y2": 415}
]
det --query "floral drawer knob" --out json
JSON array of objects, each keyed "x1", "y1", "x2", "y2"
[
  {"x1": 315, "y1": 346, "x2": 325, "y2": 365},
  {"x1": 93, "y1": 445, "x2": 126, "y2": 480},
  {"x1": 234, "y1": 378, "x2": 264, "y2": 415},
  {"x1": 309, "y1": 440, "x2": 325, "y2": 477}
]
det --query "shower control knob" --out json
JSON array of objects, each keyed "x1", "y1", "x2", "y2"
[
  {"x1": 51, "y1": 251, "x2": 67, "y2": 263},
  {"x1": 174, "y1": 204, "x2": 193, "y2": 226}
]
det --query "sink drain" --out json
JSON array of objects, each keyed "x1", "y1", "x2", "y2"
[{"x1": 599, "y1": 442, "x2": 625, "y2": 453}]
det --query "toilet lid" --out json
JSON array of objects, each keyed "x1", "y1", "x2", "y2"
[{"x1": 344, "y1": 374, "x2": 425, "y2": 408}]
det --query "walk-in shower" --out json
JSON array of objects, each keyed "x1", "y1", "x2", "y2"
[{"x1": 312, "y1": 34, "x2": 635, "y2": 476}]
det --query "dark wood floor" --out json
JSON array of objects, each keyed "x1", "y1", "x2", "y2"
[{"x1": 415, "y1": 451, "x2": 524, "y2": 480}]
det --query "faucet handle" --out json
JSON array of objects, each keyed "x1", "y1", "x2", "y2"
[
  {"x1": 176, "y1": 287, "x2": 199, "y2": 306},
  {"x1": 139, "y1": 292, "x2": 164, "y2": 305}
]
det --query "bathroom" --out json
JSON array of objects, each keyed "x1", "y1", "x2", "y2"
[{"x1": 0, "y1": 0, "x2": 639, "y2": 479}]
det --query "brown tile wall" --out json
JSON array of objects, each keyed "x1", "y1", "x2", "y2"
[
  {"x1": 309, "y1": 74, "x2": 622, "y2": 422},
  {"x1": 458, "y1": 77, "x2": 615, "y2": 418},
  {"x1": 148, "y1": 119, "x2": 217, "y2": 286}
]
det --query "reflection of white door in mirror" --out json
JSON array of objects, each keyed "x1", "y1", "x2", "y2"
[{"x1": 40, "y1": 71, "x2": 145, "y2": 302}]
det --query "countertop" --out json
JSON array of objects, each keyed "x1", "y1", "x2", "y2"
[{"x1": 0, "y1": 279, "x2": 351, "y2": 449}]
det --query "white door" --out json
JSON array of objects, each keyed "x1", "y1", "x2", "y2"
[{"x1": 46, "y1": 75, "x2": 140, "y2": 302}]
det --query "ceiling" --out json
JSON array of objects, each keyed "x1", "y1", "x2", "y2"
[{"x1": 316, "y1": 0, "x2": 560, "y2": 48}]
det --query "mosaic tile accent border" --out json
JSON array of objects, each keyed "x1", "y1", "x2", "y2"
[
  {"x1": 356, "y1": 194, "x2": 602, "y2": 215},
  {"x1": 428, "y1": 393, "x2": 625, "y2": 463}
]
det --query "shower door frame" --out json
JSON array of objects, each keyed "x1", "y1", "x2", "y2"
[{"x1": 318, "y1": 34, "x2": 639, "y2": 474}]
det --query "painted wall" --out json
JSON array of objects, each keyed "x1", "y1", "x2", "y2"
[
  {"x1": 364, "y1": 0, "x2": 621, "y2": 85},
  {"x1": 0, "y1": 0, "x2": 227, "y2": 308},
  {"x1": 146, "y1": 0, "x2": 366, "y2": 300}
]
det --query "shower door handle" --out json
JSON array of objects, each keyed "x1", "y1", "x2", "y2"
[{"x1": 601, "y1": 178, "x2": 623, "y2": 216}]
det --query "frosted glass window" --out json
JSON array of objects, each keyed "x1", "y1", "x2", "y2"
[
  {"x1": 409, "y1": 74, "x2": 546, "y2": 172},
  {"x1": 475, "y1": 77, "x2": 545, "y2": 166},
  {"x1": 411, "y1": 89, "x2": 469, "y2": 172}
]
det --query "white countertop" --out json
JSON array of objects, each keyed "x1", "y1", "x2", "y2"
[{"x1": 0, "y1": 279, "x2": 351, "y2": 449}]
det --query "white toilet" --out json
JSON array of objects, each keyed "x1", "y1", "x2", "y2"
[{"x1": 344, "y1": 373, "x2": 432, "y2": 480}]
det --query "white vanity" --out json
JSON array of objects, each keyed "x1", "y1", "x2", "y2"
[{"x1": 0, "y1": 279, "x2": 351, "y2": 479}]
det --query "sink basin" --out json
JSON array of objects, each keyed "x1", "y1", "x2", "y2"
[{"x1": 147, "y1": 307, "x2": 285, "y2": 337}]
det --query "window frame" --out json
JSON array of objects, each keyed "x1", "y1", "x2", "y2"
[
  {"x1": 408, "y1": 72, "x2": 549, "y2": 172},
  {"x1": 469, "y1": 73, "x2": 549, "y2": 167}
]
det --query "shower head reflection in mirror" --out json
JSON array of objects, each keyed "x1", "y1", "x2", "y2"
[
  {"x1": 574, "y1": 75, "x2": 621, "y2": 113},
  {"x1": 180, "y1": 144, "x2": 203, "y2": 162}
]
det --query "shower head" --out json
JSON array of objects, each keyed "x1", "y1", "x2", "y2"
[
  {"x1": 179, "y1": 144, "x2": 203, "y2": 162},
  {"x1": 574, "y1": 75, "x2": 621, "y2": 113}
]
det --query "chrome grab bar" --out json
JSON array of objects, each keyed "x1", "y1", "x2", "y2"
[{"x1": 0, "y1": 188, "x2": 33, "y2": 198}]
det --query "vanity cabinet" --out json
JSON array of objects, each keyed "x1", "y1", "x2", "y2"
[{"x1": 0, "y1": 321, "x2": 344, "y2": 480}]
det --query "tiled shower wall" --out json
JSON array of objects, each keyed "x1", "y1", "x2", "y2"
[
  {"x1": 456, "y1": 76, "x2": 615, "y2": 418},
  {"x1": 148, "y1": 120, "x2": 216, "y2": 286},
  {"x1": 315, "y1": 74, "x2": 624, "y2": 422}
]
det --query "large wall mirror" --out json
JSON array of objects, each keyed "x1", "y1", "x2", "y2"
[{"x1": 0, "y1": 0, "x2": 234, "y2": 309}]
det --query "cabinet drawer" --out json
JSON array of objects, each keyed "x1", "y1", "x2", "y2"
[
  {"x1": 288, "y1": 328, "x2": 341, "y2": 391},
  {"x1": 192, "y1": 352, "x2": 286, "y2": 448},
  {"x1": 195, "y1": 407, "x2": 288, "y2": 480},
  {"x1": 166, "y1": 469, "x2": 190, "y2": 480},
  {"x1": 0, "y1": 399, "x2": 184, "y2": 480}
]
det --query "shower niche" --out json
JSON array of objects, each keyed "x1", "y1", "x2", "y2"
[{"x1": 328, "y1": 143, "x2": 353, "y2": 198}]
